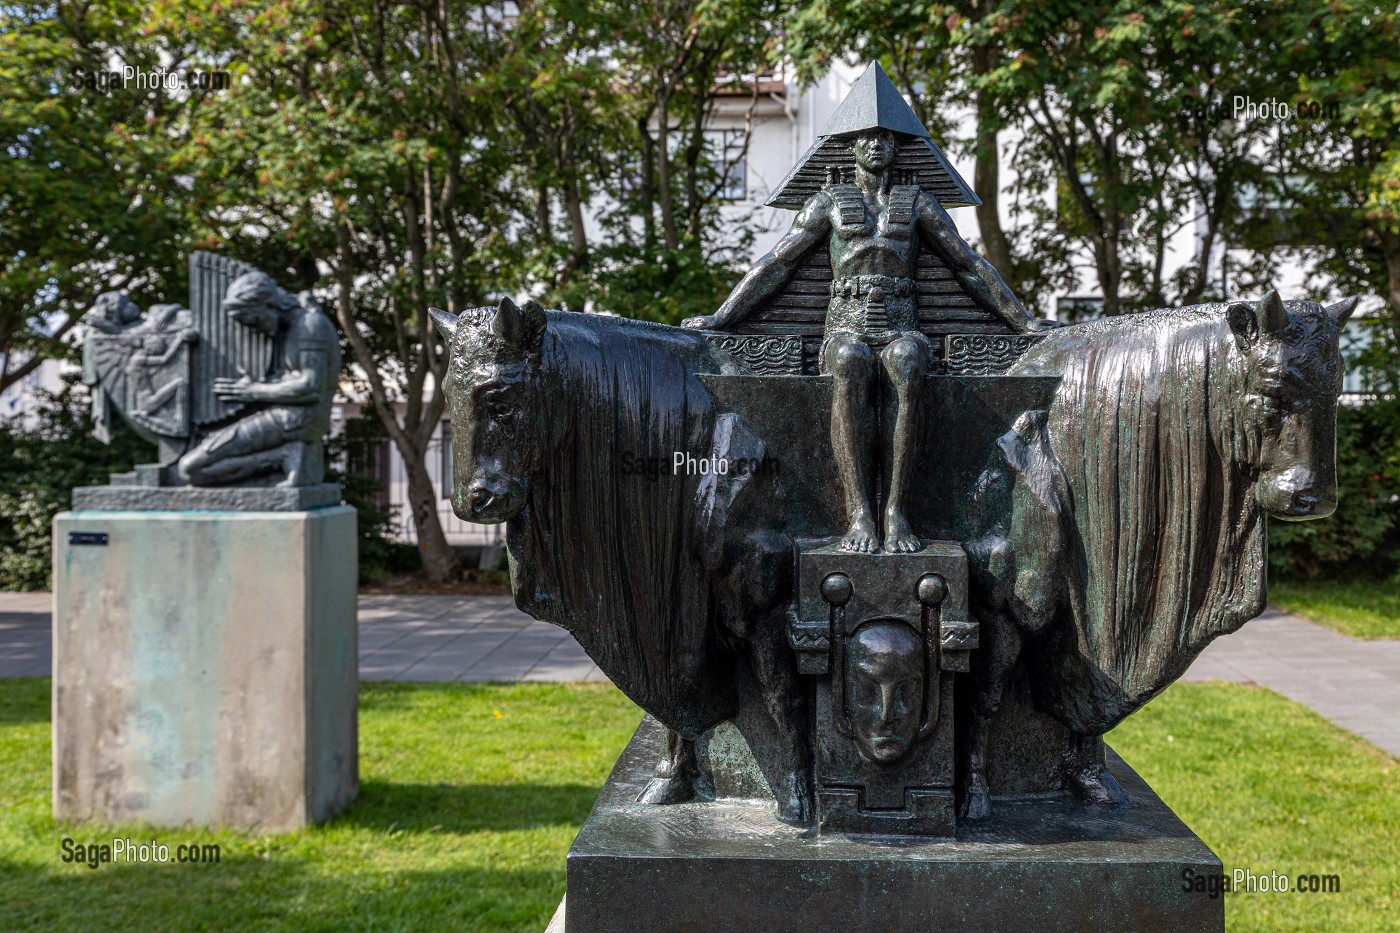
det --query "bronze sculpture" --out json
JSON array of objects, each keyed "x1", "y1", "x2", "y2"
[
  {"x1": 432, "y1": 62, "x2": 1353, "y2": 930},
  {"x1": 82, "y1": 254, "x2": 340, "y2": 493},
  {"x1": 684, "y1": 66, "x2": 1038, "y2": 554}
]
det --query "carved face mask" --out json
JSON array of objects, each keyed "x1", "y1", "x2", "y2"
[{"x1": 845, "y1": 621, "x2": 923, "y2": 764}]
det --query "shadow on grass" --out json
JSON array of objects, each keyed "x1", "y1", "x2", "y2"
[
  {"x1": 0, "y1": 677, "x2": 49, "y2": 726},
  {"x1": 0, "y1": 855, "x2": 563, "y2": 932},
  {"x1": 341, "y1": 779, "x2": 603, "y2": 835}
]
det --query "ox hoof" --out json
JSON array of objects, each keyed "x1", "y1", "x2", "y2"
[
  {"x1": 960, "y1": 774, "x2": 991, "y2": 820},
  {"x1": 1068, "y1": 766, "x2": 1127, "y2": 807},
  {"x1": 774, "y1": 775, "x2": 814, "y2": 825},
  {"x1": 637, "y1": 775, "x2": 696, "y2": 806}
]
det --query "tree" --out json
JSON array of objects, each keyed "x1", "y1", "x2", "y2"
[
  {"x1": 963, "y1": 1, "x2": 1282, "y2": 315},
  {"x1": 0, "y1": 1, "x2": 191, "y2": 393},
  {"x1": 153, "y1": 0, "x2": 531, "y2": 582},
  {"x1": 1267, "y1": 2, "x2": 1400, "y2": 346}
]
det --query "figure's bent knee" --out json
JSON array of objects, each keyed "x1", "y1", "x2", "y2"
[
  {"x1": 881, "y1": 336, "x2": 927, "y2": 380},
  {"x1": 825, "y1": 336, "x2": 874, "y2": 377}
]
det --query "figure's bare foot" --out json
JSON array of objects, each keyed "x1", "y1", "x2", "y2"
[
  {"x1": 840, "y1": 514, "x2": 879, "y2": 553},
  {"x1": 883, "y1": 509, "x2": 922, "y2": 553}
]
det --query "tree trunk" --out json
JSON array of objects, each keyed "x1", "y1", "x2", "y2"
[
  {"x1": 331, "y1": 220, "x2": 460, "y2": 582},
  {"x1": 972, "y1": 114, "x2": 1015, "y2": 284},
  {"x1": 401, "y1": 447, "x2": 459, "y2": 582},
  {"x1": 969, "y1": 43, "x2": 1015, "y2": 286},
  {"x1": 656, "y1": 91, "x2": 679, "y2": 250},
  {"x1": 1384, "y1": 231, "x2": 1400, "y2": 343}
]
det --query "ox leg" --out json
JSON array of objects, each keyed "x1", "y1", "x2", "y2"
[
  {"x1": 746, "y1": 612, "x2": 814, "y2": 824},
  {"x1": 962, "y1": 608, "x2": 1022, "y2": 821},
  {"x1": 1061, "y1": 732, "x2": 1126, "y2": 807},
  {"x1": 637, "y1": 728, "x2": 698, "y2": 806}
]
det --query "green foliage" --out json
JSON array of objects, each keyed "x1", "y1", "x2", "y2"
[
  {"x1": 0, "y1": 382, "x2": 150, "y2": 591},
  {"x1": 0, "y1": 1, "x2": 193, "y2": 393}
]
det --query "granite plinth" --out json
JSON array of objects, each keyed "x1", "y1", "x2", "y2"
[
  {"x1": 71, "y1": 482, "x2": 342, "y2": 512},
  {"x1": 52, "y1": 506, "x2": 359, "y2": 831},
  {"x1": 557, "y1": 717, "x2": 1223, "y2": 933}
]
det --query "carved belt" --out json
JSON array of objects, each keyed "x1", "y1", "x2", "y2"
[{"x1": 825, "y1": 275, "x2": 919, "y2": 340}]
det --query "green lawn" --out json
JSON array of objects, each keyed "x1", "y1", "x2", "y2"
[
  {"x1": 0, "y1": 679, "x2": 642, "y2": 931},
  {"x1": 1270, "y1": 577, "x2": 1400, "y2": 639},
  {"x1": 1, "y1": 678, "x2": 1395, "y2": 931},
  {"x1": 1110, "y1": 682, "x2": 1399, "y2": 932}
]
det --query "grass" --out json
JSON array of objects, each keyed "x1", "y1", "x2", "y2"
[
  {"x1": 0, "y1": 679, "x2": 641, "y2": 931},
  {"x1": 1110, "y1": 681, "x2": 1399, "y2": 932},
  {"x1": 1270, "y1": 577, "x2": 1400, "y2": 639},
  {"x1": 1, "y1": 678, "x2": 1396, "y2": 931}
]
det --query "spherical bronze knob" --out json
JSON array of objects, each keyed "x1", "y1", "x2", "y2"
[
  {"x1": 917, "y1": 573, "x2": 947, "y2": 607},
  {"x1": 821, "y1": 572, "x2": 853, "y2": 607}
]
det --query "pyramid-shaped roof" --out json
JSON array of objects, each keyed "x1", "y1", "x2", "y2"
[
  {"x1": 765, "y1": 62, "x2": 979, "y2": 210},
  {"x1": 819, "y1": 61, "x2": 931, "y2": 139}
]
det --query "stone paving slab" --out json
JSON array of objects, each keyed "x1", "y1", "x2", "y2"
[{"x1": 3, "y1": 593, "x2": 1398, "y2": 756}]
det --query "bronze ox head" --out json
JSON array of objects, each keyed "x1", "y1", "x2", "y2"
[
  {"x1": 1226, "y1": 291, "x2": 1357, "y2": 520},
  {"x1": 429, "y1": 297, "x2": 547, "y2": 525}
]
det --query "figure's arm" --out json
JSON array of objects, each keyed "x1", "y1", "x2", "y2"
[
  {"x1": 916, "y1": 193, "x2": 1041, "y2": 333},
  {"x1": 214, "y1": 349, "x2": 326, "y2": 405},
  {"x1": 150, "y1": 329, "x2": 197, "y2": 366},
  {"x1": 683, "y1": 192, "x2": 833, "y2": 329}
]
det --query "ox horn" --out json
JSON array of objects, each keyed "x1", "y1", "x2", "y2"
[
  {"x1": 490, "y1": 295, "x2": 547, "y2": 353},
  {"x1": 1257, "y1": 290, "x2": 1288, "y2": 335},
  {"x1": 429, "y1": 306, "x2": 459, "y2": 340},
  {"x1": 1326, "y1": 296, "x2": 1359, "y2": 326}
]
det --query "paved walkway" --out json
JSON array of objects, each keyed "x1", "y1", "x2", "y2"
[
  {"x1": 0, "y1": 592, "x2": 604, "y2": 683},
  {"x1": 1181, "y1": 606, "x2": 1400, "y2": 757},
  {"x1": 3, "y1": 594, "x2": 1398, "y2": 756}
]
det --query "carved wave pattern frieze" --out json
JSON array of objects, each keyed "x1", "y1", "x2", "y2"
[
  {"x1": 944, "y1": 334, "x2": 1042, "y2": 375},
  {"x1": 705, "y1": 334, "x2": 805, "y2": 375}
]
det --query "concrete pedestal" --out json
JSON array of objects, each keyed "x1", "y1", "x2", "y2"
[
  {"x1": 553, "y1": 717, "x2": 1223, "y2": 933},
  {"x1": 52, "y1": 506, "x2": 358, "y2": 831}
]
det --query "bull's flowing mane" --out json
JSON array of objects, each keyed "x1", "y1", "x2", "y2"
[
  {"x1": 506, "y1": 312, "x2": 737, "y2": 736},
  {"x1": 1018, "y1": 305, "x2": 1267, "y2": 732}
]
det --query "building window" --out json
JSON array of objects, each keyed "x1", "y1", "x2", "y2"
[
  {"x1": 440, "y1": 420, "x2": 452, "y2": 499},
  {"x1": 706, "y1": 129, "x2": 748, "y2": 201}
]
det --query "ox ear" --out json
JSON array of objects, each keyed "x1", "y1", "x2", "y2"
[
  {"x1": 490, "y1": 296, "x2": 547, "y2": 355},
  {"x1": 428, "y1": 306, "x2": 458, "y2": 342},
  {"x1": 1326, "y1": 296, "x2": 1359, "y2": 326},
  {"x1": 1227, "y1": 290, "x2": 1288, "y2": 349}
]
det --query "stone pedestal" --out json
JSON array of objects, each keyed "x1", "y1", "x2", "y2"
[
  {"x1": 554, "y1": 717, "x2": 1223, "y2": 933},
  {"x1": 52, "y1": 505, "x2": 359, "y2": 831}
]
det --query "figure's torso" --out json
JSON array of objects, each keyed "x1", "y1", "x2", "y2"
[
  {"x1": 822, "y1": 184, "x2": 922, "y2": 343},
  {"x1": 826, "y1": 184, "x2": 920, "y2": 279},
  {"x1": 271, "y1": 305, "x2": 341, "y2": 437}
]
